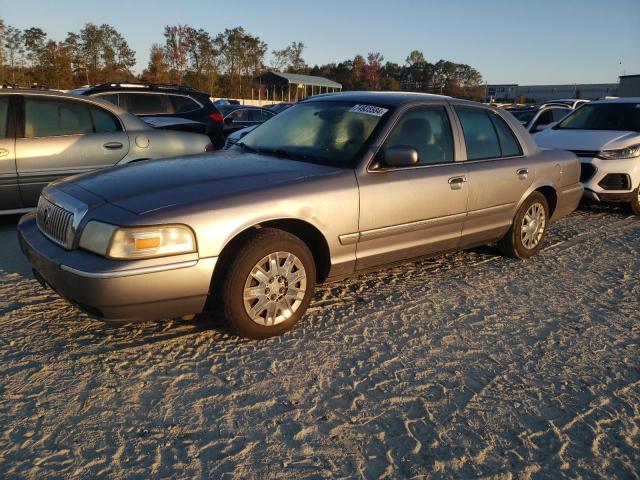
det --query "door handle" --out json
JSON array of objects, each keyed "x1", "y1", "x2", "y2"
[
  {"x1": 516, "y1": 168, "x2": 529, "y2": 179},
  {"x1": 103, "y1": 142, "x2": 123, "y2": 150},
  {"x1": 448, "y1": 176, "x2": 467, "y2": 190},
  {"x1": 0, "y1": 148, "x2": 9, "y2": 157}
]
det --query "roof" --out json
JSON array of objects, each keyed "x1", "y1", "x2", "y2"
[
  {"x1": 619, "y1": 74, "x2": 640, "y2": 79},
  {"x1": 303, "y1": 91, "x2": 453, "y2": 107},
  {"x1": 592, "y1": 97, "x2": 640, "y2": 103},
  {"x1": 255, "y1": 71, "x2": 342, "y2": 89}
]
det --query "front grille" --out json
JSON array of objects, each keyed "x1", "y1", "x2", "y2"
[
  {"x1": 36, "y1": 196, "x2": 74, "y2": 248},
  {"x1": 570, "y1": 150, "x2": 599, "y2": 158},
  {"x1": 580, "y1": 163, "x2": 597, "y2": 182},
  {"x1": 598, "y1": 173, "x2": 631, "y2": 191}
]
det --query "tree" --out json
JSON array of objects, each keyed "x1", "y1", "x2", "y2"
[
  {"x1": 363, "y1": 52, "x2": 384, "y2": 90},
  {"x1": 23, "y1": 27, "x2": 47, "y2": 85},
  {"x1": 271, "y1": 41, "x2": 307, "y2": 73},
  {"x1": 3, "y1": 25, "x2": 24, "y2": 83},
  {"x1": 65, "y1": 23, "x2": 136, "y2": 85},
  {"x1": 214, "y1": 27, "x2": 266, "y2": 98},
  {"x1": 163, "y1": 25, "x2": 190, "y2": 83},
  {"x1": 141, "y1": 44, "x2": 170, "y2": 84}
]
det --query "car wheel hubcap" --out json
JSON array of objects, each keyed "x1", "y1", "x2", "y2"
[
  {"x1": 521, "y1": 203, "x2": 546, "y2": 249},
  {"x1": 243, "y1": 251, "x2": 307, "y2": 326}
]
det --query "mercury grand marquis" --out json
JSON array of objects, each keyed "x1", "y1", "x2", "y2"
[{"x1": 18, "y1": 92, "x2": 583, "y2": 338}]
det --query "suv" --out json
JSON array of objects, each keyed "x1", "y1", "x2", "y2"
[
  {"x1": 0, "y1": 89, "x2": 212, "y2": 213},
  {"x1": 535, "y1": 97, "x2": 640, "y2": 214},
  {"x1": 70, "y1": 83, "x2": 227, "y2": 148},
  {"x1": 504, "y1": 103, "x2": 573, "y2": 134}
]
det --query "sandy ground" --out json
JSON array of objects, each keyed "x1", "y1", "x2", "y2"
[{"x1": 0, "y1": 205, "x2": 639, "y2": 479}]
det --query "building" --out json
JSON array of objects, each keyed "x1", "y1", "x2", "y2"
[
  {"x1": 619, "y1": 74, "x2": 640, "y2": 97},
  {"x1": 254, "y1": 71, "x2": 342, "y2": 102},
  {"x1": 485, "y1": 84, "x2": 518, "y2": 102},
  {"x1": 486, "y1": 83, "x2": 618, "y2": 103}
]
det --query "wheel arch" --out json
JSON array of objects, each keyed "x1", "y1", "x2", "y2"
[
  {"x1": 211, "y1": 218, "x2": 332, "y2": 290},
  {"x1": 516, "y1": 182, "x2": 558, "y2": 219}
]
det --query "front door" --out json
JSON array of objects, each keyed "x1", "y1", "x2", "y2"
[
  {"x1": 15, "y1": 95, "x2": 130, "y2": 207},
  {"x1": 355, "y1": 105, "x2": 468, "y2": 270}
]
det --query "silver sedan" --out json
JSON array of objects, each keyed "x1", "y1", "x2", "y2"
[
  {"x1": 0, "y1": 89, "x2": 213, "y2": 214},
  {"x1": 18, "y1": 92, "x2": 583, "y2": 338}
]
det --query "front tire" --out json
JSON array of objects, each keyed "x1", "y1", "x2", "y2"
[
  {"x1": 498, "y1": 192, "x2": 549, "y2": 259},
  {"x1": 220, "y1": 228, "x2": 316, "y2": 339}
]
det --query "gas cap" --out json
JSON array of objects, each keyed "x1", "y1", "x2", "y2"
[
  {"x1": 555, "y1": 163, "x2": 563, "y2": 182},
  {"x1": 135, "y1": 135, "x2": 150, "y2": 148}
]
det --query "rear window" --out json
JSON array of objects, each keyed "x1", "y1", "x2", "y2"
[
  {"x1": 456, "y1": 107, "x2": 522, "y2": 160},
  {"x1": 121, "y1": 93, "x2": 175, "y2": 115},
  {"x1": 556, "y1": 103, "x2": 640, "y2": 132},
  {"x1": 170, "y1": 95, "x2": 201, "y2": 114}
]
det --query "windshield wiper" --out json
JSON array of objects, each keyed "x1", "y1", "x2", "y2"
[{"x1": 235, "y1": 141, "x2": 259, "y2": 154}]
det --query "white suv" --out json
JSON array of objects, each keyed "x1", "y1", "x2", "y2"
[{"x1": 535, "y1": 98, "x2": 640, "y2": 214}]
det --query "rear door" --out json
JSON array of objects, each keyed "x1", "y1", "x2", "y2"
[
  {"x1": 15, "y1": 95, "x2": 130, "y2": 206},
  {"x1": 454, "y1": 106, "x2": 533, "y2": 245},
  {"x1": 0, "y1": 95, "x2": 21, "y2": 210}
]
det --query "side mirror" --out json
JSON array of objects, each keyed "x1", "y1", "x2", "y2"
[{"x1": 382, "y1": 145, "x2": 419, "y2": 167}]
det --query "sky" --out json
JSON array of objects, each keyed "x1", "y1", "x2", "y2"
[{"x1": 1, "y1": 0, "x2": 639, "y2": 85}]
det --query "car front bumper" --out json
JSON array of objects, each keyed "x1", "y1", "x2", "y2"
[
  {"x1": 18, "y1": 213, "x2": 216, "y2": 322},
  {"x1": 579, "y1": 156, "x2": 640, "y2": 203}
]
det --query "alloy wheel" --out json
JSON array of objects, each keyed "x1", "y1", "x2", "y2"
[
  {"x1": 521, "y1": 202, "x2": 546, "y2": 249},
  {"x1": 242, "y1": 251, "x2": 307, "y2": 326}
]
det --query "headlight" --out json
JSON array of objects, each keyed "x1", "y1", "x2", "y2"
[
  {"x1": 79, "y1": 221, "x2": 196, "y2": 259},
  {"x1": 598, "y1": 143, "x2": 640, "y2": 160}
]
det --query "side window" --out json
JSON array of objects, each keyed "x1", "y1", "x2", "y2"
[
  {"x1": 171, "y1": 95, "x2": 200, "y2": 114},
  {"x1": 455, "y1": 107, "x2": 501, "y2": 160},
  {"x1": 0, "y1": 97, "x2": 8, "y2": 139},
  {"x1": 122, "y1": 93, "x2": 175, "y2": 115},
  {"x1": 95, "y1": 93, "x2": 118, "y2": 106},
  {"x1": 536, "y1": 110, "x2": 554, "y2": 127},
  {"x1": 488, "y1": 112, "x2": 522, "y2": 157},
  {"x1": 250, "y1": 109, "x2": 274, "y2": 122},
  {"x1": 24, "y1": 98, "x2": 93, "y2": 138},
  {"x1": 552, "y1": 108, "x2": 569, "y2": 122},
  {"x1": 89, "y1": 105, "x2": 122, "y2": 133},
  {"x1": 227, "y1": 109, "x2": 250, "y2": 122},
  {"x1": 384, "y1": 105, "x2": 454, "y2": 165}
]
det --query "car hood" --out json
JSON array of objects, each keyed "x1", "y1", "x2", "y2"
[
  {"x1": 535, "y1": 128, "x2": 640, "y2": 151},
  {"x1": 65, "y1": 151, "x2": 344, "y2": 215}
]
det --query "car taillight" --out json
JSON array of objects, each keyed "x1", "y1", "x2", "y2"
[
  {"x1": 205, "y1": 143, "x2": 215, "y2": 152},
  {"x1": 209, "y1": 112, "x2": 223, "y2": 123}
]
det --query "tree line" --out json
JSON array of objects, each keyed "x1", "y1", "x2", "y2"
[{"x1": 0, "y1": 19, "x2": 485, "y2": 100}]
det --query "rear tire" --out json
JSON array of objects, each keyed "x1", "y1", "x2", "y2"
[
  {"x1": 629, "y1": 187, "x2": 640, "y2": 215},
  {"x1": 220, "y1": 228, "x2": 316, "y2": 339},
  {"x1": 498, "y1": 192, "x2": 549, "y2": 259}
]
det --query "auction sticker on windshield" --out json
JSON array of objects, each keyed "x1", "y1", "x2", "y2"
[{"x1": 349, "y1": 104, "x2": 389, "y2": 117}]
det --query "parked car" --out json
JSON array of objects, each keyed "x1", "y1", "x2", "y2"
[
  {"x1": 18, "y1": 92, "x2": 582, "y2": 338},
  {"x1": 0, "y1": 89, "x2": 212, "y2": 214},
  {"x1": 267, "y1": 102, "x2": 295, "y2": 114},
  {"x1": 70, "y1": 83, "x2": 227, "y2": 148},
  {"x1": 223, "y1": 125, "x2": 258, "y2": 149},
  {"x1": 535, "y1": 97, "x2": 640, "y2": 214},
  {"x1": 216, "y1": 104, "x2": 276, "y2": 135},
  {"x1": 545, "y1": 98, "x2": 590, "y2": 109},
  {"x1": 504, "y1": 103, "x2": 573, "y2": 133}
]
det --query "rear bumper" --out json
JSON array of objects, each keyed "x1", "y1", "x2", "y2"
[
  {"x1": 18, "y1": 213, "x2": 216, "y2": 322},
  {"x1": 553, "y1": 182, "x2": 584, "y2": 220}
]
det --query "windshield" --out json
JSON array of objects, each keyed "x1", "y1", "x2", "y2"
[
  {"x1": 509, "y1": 109, "x2": 536, "y2": 124},
  {"x1": 240, "y1": 101, "x2": 391, "y2": 165},
  {"x1": 556, "y1": 103, "x2": 640, "y2": 132}
]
